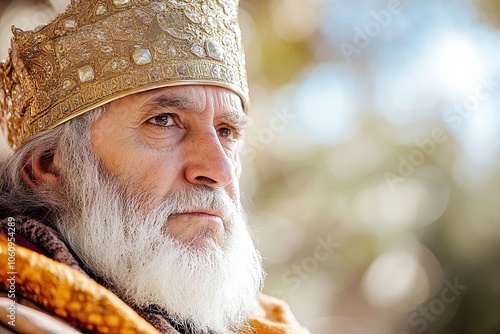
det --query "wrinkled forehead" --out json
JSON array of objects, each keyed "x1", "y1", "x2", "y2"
[
  {"x1": 109, "y1": 85, "x2": 250, "y2": 126},
  {"x1": 133, "y1": 85, "x2": 245, "y2": 110}
]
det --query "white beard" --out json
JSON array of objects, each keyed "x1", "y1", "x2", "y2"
[{"x1": 54, "y1": 146, "x2": 264, "y2": 333}]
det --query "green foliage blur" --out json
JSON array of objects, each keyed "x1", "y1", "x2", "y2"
[{"x1": 239, "y1": 0, "x2": 500, "y2": 333}]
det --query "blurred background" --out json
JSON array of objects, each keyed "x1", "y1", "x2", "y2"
[{"x1": 1, "y1": 0, "x2": 500, "y2": 333}]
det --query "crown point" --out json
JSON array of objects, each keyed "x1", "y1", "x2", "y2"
[
  {"x1": 78, "y1": 65, "x2": 95, "y2": 82},
  {"x1": 132, "y1": 49, "x2": 152, "y2": 65},
  {"x1": 11, "y1": 26, "x2": 24, "y2": 35},
  {"x1": 34, "y1": 23, "x2": 48, "y2": 32}
]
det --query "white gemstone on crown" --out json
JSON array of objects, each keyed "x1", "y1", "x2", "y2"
[
  {"x1": 96, "y1": 4, "x2": 107, "y2": 15},
  {"x1": 78, "y1": 65, "x2": 95, "y2": 82},
  {"x1": 205, "y1": 39, "x2": 223, "y2": 60},
  {"x1": 132, "y1": 49, "x2": 152, "y2": 65},
  {"x1": 113, "y1": 0, "x2": 130, "y2": 5},
  {"x1": 151, "y1": 2, "x2": 166, "y2": 11},
  {"x1": 191, "y1": 45, "x2": 205, "y2": 58}
]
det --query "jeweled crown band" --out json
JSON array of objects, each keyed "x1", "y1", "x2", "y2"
[{"x1": 0, "y1": 0, "x2": 248, "y2": 149}]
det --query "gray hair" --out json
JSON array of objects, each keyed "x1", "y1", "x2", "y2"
[{"x1": 0, "y1": 107, "x2": 105, "y2": 221}]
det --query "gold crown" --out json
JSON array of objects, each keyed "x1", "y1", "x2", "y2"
[{"x1": 0, "y1": 0, "x2": 248, "y2": 149}]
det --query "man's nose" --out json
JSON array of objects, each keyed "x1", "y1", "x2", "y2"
[{"x1": 183, "y1": 130, "x2": 233, "y2": 188}]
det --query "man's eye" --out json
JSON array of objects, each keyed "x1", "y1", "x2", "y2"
[
  {"x1": 147, "y1": 114, "x2": 176, "y2": 127},
  {"x1": 217, "y1": 127, "x2": 235, "y2": 139}
]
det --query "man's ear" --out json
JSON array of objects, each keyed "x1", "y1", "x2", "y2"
[{"x1": 21, "y1": 149, "x2": 61, "y2": 189}]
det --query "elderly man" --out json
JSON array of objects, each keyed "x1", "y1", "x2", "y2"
[{"x1": 0, "y1": 0, "x2": 308, "y2": 333}]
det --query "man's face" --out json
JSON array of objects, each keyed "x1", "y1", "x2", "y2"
[
  {"x1": 90, "y1": 85, "x2": 249, "y2": 248},
  {"x1": 52, "y1": 85, "x2": 262, "y2": 332}
]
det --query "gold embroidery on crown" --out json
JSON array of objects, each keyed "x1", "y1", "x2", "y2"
[{"x1": 0, "y1": 0, "x2": 248, "y2": 149}]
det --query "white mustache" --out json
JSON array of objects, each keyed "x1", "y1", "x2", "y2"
[{"x1": 149, "y1": 186, "x2": 239, "y2": 227}]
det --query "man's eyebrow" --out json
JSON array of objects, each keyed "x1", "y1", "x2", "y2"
[
  {"x1": 218, "y1": 109, "x2": 252, "y2": 129},
  {"x1": 148, "y1": 96, "x2": 203, "y2": 113},
  {"x1": 148, "y1": 95, "x2": 251, "y2": 127}
]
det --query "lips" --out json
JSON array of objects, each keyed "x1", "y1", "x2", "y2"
[
  {"x1": 165, "y1": 209, "x2": 226, "y2": 248},
  {"x1": 173, "y1": 210, "x2": 223, "y2": 220}
]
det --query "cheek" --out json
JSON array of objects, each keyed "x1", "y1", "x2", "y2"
[
  {"x1": 123, "y1": 151, "x2": 186, "y2": 206},
  {"x1": 90, "y1": 120, "x2": 119, "y2": 171},
  {"x1": 91, "y1": 131, "x2": 134, "y2": 178},
  {"x1": 225, "y1": 160, "x2": 241, "y2": 201},
  {"x1": 139, "y1": 155, "x2": 181, "y2": 189},
  {"x1": 91, "y1": 122, "x2": 188, "y2": 203}
]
